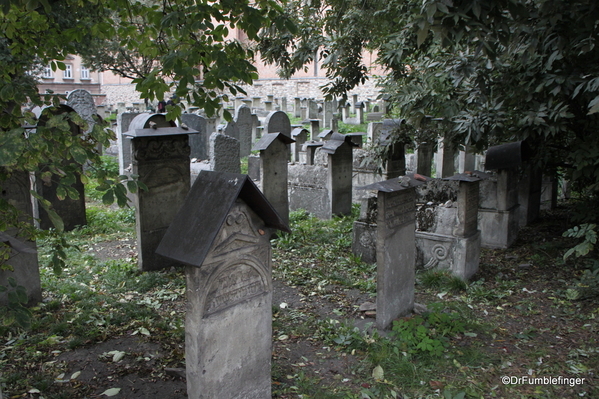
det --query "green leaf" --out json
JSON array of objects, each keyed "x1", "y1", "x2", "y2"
[
  {"x1": 69, "y1": 146, "x2": 88, "y2": 165},
  {"x1": 0, "y1": 285, "x2": 7, "y2": 293},
  {"x1": 126, "y1": 180, "x2": 138, "y2": 194},
  {"x1": 102, "y1": 190, "x2": 114, "y2": 206}
]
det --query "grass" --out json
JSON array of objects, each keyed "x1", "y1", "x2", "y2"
[{"x1": 1, "y1": 194, "x2": 598, "y2": 398}]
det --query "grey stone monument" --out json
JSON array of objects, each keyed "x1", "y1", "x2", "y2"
[
  {"x1": 156, "y1": 171, "x2": 289, "y2": 399},
  {"x1": 322, "y1": 133, "x2": 357, "y2": 217},
  {"x1": 291, "y1": 127, "x2": 309, "y2": 163},
  {"x1": 234, "y1": 104, "x2": 253, "y2": 158},
  {"x1": 436, "y1": 136, "x2": 456, "y2": 178},
  {"x1": 0, "y1": 170, "x2": 41, "y2": 306},
  {"x1": 359, "y1": 177, "x2": 419, "y2": 330},
  {"x1": 36, "y1": 105, "x2": 87, "y2": 231},
  {"x1": 309, "y1": 119, "x2": 320, "y2": 140},
  {"x1": 264, "y1": 111, "x2": 291, "y2": 138},
  {"x1": 181, "y1": 113, "x2": 209, "y2": 160},
  {"x1": 124, "y1": 116, "x2": 198, "y2": 271},
  {"x1": 66, "y1": 89, "x2": 97, "y2": 135},
  {"x1": 415, "y1": 142, "x2": 433, "y2": 177},
  {"x1": 252, "y1": 133, "x2": 295, "y2": 225},
  {"x1": 210, "y1": 133, "x2": 241, "y2": 174}
]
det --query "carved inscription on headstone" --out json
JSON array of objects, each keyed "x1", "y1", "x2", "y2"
[
  {"x1": 204, "y1": 263, "x2": 266, "y2": 317},
  {"x1": 383, "y1": 190, "x2": 415, "y2": 229}
]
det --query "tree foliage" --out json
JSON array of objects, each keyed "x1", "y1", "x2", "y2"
[
  {"x1": 260, "y1": 0, "x2": 599, "y2": 216},
  {"x1": 0, "y1": 0, "x2": 291, "y2": 305}
]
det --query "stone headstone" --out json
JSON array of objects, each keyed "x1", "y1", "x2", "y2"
[
  {"x1": 156, "y1": 171, "x2": 289, "y2": 399},
  {"x1": 323, "y1": 101, "x2": 334, "y2": 129},
  {"x1": 359, "y1": 178, "x2": 417, "y2": 330},
  {"x1": 253, "y1": 133, "x2": 295, "y2": 225},
  {"x1": 416, "y1": 142, "x2": 433, "y2": 177},
  {"x1": 117, "y1": 112, "x2": 140, "y2": 174},
  {"x1": 322, "y1": 133, "x2": 357, "y2": 217},
  {"x1": 436, "y1": 137, "x2": 456, "y2": 178},
  {"x1": 264, "y1": 111, "x2": 291, "y2": 138},
  {"x1": 67, "y1": 89, "x2": 97, "y2": 135},
  {"x1": 308, "y1": 100, "x2": 318, "y2": 120},
  {"x1": 309, "y1": 119, "x2": 320, "y2": 140},
  {"x1": 210, "y1": 133, "x2": 241, "y2": 173},
  {"x1": 303, "y1": 141, "x2": 324, "y2": 166},
  {"x1": 181, "y1": 113, "x2": 209, "y2": 160},
  {"x1": 124, "y1": 119, "x2": 198, "y2": 271},
  {"x1": 0, "y1": 170, "x2": 41, "y2": 306},
  {"x1": 294, "y1": 97, "x2": 301, "y2": 118},
  {"x1": 291, "y1": 128, "x2": 309, "y2": 163},
  {"x1": 234, "y1": 104, "x2": 253, "y2": 158},
  {"x1": 36, "y1": 105, "x2": 87, "y2": 231},
  {"x1": 517, "y1": 164, "x2": 542, "y2": 227}
]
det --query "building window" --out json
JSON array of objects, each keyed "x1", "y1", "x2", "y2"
[
  {"x1": 42, "y1": 64, "x2": 53, "y2": 79},
  {"x1": 63, "y1": 64, "x2": 73, "y2": 79},
  {"x1": 80, "y1": 66, "x2": 90, "y2": 80}
]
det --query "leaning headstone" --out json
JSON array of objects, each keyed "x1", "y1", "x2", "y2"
[
  {"x1": 359, "y1": 177, "x2": 419, "y2": 330},
  {"x1": 156, "y1": 171, "x2": 289, "y2": 399},
  {"x1": 181, "y1": 113, "x2": 209, "y2": 160},
  {"x1": 0, "y1": 170, "x2": 41, "y2": 306},
  {"x1": 124, "y1": 116, "x2": 198, "y2": 271},
  {"x1": 210, "y1": 133, "x2": 241, "y2": 173},
  {"x1": 253, "y1": 133, "x2": 295, "y2": 225},
  {"x1": 234, "y1": 104, "x2": 253, "y2": 158},
  {"x1": 322, "y1": 133, "x2": 357, "y2": 216},
  {"x1": 36, "y1": 105, "x2": 87, "y2": 231}
]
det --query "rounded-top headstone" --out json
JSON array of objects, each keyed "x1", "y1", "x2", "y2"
[{"x1": 264, "y1": 110, "x2": 291, "y2": 138}]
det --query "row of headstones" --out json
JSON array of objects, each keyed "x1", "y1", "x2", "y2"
[{"x1": 1, "y1": 89, "x2": 101, "y2": 308}]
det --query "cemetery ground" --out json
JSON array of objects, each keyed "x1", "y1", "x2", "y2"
[{"x1": 1, "y1": 194, "x2": 598, "y2": 398}]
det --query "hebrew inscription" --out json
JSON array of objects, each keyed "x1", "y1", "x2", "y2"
[
  {"x1": 384, "y1": 191, "x2": 415, "y2": 229},
  {"x1": 204, "y1": 263, "x2": 266, "y2": 317}
]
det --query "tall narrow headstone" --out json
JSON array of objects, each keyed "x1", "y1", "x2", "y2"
[
  {"x1": 67, "y1": 89, "x2": 97, "y2": 135},
  {"x1": 234, "y1": 104, "x2": 253, "y2": 158},
  {"x1": 458, "y1": 146, "x2": 476, "y2": 173},
  {"x1": 351, "y1": 94, "x2": 359, "y2": 114},
  {"x1": 281, "y1": 97, "x2": 288, "y2": 113},
  {"x1": 117, "y1": 112, "x2": 142, "y2": 174},
  {"x1": 359, "y1": 178, "x2": 417, "y2": 330},
  {"x1": 518, "y1": 164, "x2": 542, "y2": 227},
  {"x1": 181, "y1": 113, "x2": 209, "y2": 160},
  {"x1": 322, "y1": 133, "x2": 357, "y2": 216},
  {"x1": 124, "y1": 117, "x2": 198, "y2": 271},
  {"x1": 156, "y1": 171, "x2": 289, "y2": 399},
  {"x1": 294, "y1": 97, "x2": 301, "y2": 118},
  {"x1": 253, "y1": 133, "x2": 295, "y2": 225},
  {"x1": 309, "y1": 119, "x2": 320, "y2": 140},
  {"x1": 416, "y1": 142, "x2": 433, "y2": 177},
  {"x1": 436, "y1": 136, "x2": 456, "y2": 178},
  {"x1": 210, "y1": 133, "x2": 241, "y2": 173},
  {"x1": 0, "y1": 170, "x2": 41, "y2": 306},
  {"x1": 355, "y1": 102, "x2": 364, "y2": 124},
  {"x1": 308, "y1": 100, "x2": 318, "y2": 120},
  {"x1": 36, "y1": 105, "x2": 87, "y2": 231},
  {"x1": 323, "y1": 101, "x2": 334, "y2": 129}
]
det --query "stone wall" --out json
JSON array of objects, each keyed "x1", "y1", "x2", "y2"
[{"x1": 100, "y1": 77, "x2": 382, "y2": 108}]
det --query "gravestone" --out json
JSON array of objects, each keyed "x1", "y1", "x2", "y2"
[
  {"x1": 322, "y1": 133, "x2": 357, "y2": 216},
  {"x1": 234, "y1": 104, "x2": 253, "y2": 158},
  {"x1": 264, "y1": 101, "x2": 273, "y2": 111},
  {"x1": 67, "y1": 89, "x2": 97, "y2": 135},
  {"x1": 355, "y1": 102, "x2": 364, "y2": 124},
  {"x1": 303, "y1": 141, "x2": 324, "y2": 166},
  {"x1": 308, "y1": 100, "x2": 318, "y2": 120},
  {"x1": 281, "y1": 97, "x2": 288, "y2": 112},
  {"x1": 251, "y1": 114, "x2": 261, "y2": 142},
  {"x1": 367, "y1": 122, "x2": 383, "y2": 144},
  {"x1": 156, "y1": 171, "x2": 289, "y2": 399},
  {"x1": 351, "y1": 195, "x2": 378, "y2": 264},
  {"x1": 351, "y1": 94, "x2": 359, "y2": 114},
  {"x1": 318, "y1": 129, "x2": 333, "y2": 142},
  {"x1": 0, "y1": 170, "x2": 41, "y2": 306},
  {"x1": 222, "y1": 119, "x2": 240, "y2": 143},
  {"x1": 346, "y1": 132, "x2": 366, "y2": 148},
  {"x1": 264, "y1": 111, "x2": 291, "y2": 138},
  {"x1": 253, "y1": 133, "x2": 295, "y2": 225},
  {"x1": 117, "y1": 112, "x2": 140, "y2": 174},
  {"x1": 291, "y1": 127, "x2": 309, "y2": 163},
  {"x1": 124, "y1": 117, "x2": 198, "y2": 271},
  {"x1": 458, "y1": 146, "x2": 476, "y2": 173},
  {"x1": 294, "y1": 97, "x2": 301, "y2": 118},
  {"x1": 252, "y1": 97, "x2": 262, "y2": 108},
  {"x1": 359, "y1": 177, "x2": 419, "y2": 330},
  {"x1": 36, "y1": 105, "x2": 87, "y2": 231},
  {"x1": 309, "y1": 119, "x2": 320, "y2": 140},
  {"x1": 323, "y1": 101, "x2": 334, "y2": 129},
  {"x1": 181, "y1": 113, "x2": 209, "y2": 160},
  {"x1": 479, "y1": 141, "x2": 529, "y2": 248},
  {"x1": 436, "y1": 137, "x2": 456, "y2": 178},
  {"x1": 210, "y1": 133, "x2": 241, "y2": 174},
  {"x1": 415, "y1": 142, "x2": 433, "y2": 177}
]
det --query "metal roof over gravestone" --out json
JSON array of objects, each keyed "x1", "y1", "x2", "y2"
[
  {"x1": 156, "y1": 170, "x2": 290, "y2": 268},
  {"x1": 252, "y1": 132, "x2": 295, "y2": 151}
]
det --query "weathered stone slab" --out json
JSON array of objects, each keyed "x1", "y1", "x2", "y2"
[
  {"x1": 210, "y1": 133, "x2": 240, "y2": 174},
  {"x1": 235, "y1": 104, "x2": 253, "y2": 158}
]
